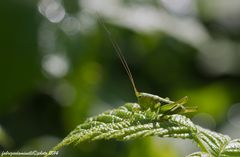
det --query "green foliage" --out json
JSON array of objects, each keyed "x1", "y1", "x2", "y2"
[{"x1": 45, "y1": 103, "x2": 240, "y2": 157}]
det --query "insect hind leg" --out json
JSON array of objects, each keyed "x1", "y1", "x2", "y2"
[
  {"x1": 169, "y1": 103, "x2": 185, "y2": 112},
  {"x1": 162, "y1": 96, "x2": 188, "y2": 114}
]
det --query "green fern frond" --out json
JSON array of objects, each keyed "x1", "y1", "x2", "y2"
[{"x1": 45, "y1": 103, "x2": 240, "y2": 157}]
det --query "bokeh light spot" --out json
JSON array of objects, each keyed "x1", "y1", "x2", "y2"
[
  {"x1": 228, "y1": 103, "x2": 240, "y2": 128},
  {"x1": 61, "y1": 16, "x2": 80, "y2": 35},
  {"x1": 192, "y1": 113, "x2": 216, "y2": 130},
  {"x1": 42, "y1": 53, "x2": 69, "y2": 78},
  {"x1": 161, "y1": 0, "x2": 196, "y2": 15},
  {"x1": 53, "y1": 81, "x2": 76, "y2": 106},
  {"x1": 38, "y1": 0, "x2": 65, "y2": 23}
]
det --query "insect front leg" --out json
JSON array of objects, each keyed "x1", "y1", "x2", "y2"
[{"x1": 154, "y1": 102, "x2": 161, "y2": 114}]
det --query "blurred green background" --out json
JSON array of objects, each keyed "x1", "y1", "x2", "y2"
[{"x1": 0, "y1": 0, "x2": 240, "y2": 156}]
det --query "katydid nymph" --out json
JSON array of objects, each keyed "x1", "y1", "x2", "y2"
[{"x1": 98, "y1": 16, "x2": 197, "y2": 115}]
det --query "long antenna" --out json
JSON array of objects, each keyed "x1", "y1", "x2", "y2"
[{"x1": 97, "y1": 14, "x2": 139, "y2": 96}]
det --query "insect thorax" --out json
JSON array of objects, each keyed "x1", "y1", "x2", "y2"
[{"x1": 137, "y1": 92, "x2": 162, "y2": 110}]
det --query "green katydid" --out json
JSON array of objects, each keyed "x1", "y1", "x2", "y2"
[{"x1": 98, "y1": 16, "x2": 197, "y2": 115}]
